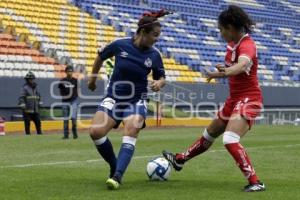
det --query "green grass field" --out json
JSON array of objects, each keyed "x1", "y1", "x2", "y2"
[{"x1": 1, "y1": 125, "x2": 300, "y2": 200}]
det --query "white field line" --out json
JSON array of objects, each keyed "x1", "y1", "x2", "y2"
[
  {"x1": 0, "y1": 155, "x2": 158, "y2": 169},
  {"x1": 1, "y1": 144, "x2": 300, "y2": 169}
]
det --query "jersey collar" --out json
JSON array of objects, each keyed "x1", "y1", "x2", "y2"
[{"x1": 227, "y1": 33, "x2": 249, "y2": 51}]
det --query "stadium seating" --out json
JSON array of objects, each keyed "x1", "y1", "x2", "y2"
[
  {"x1": 0, "y1": 0, "x2": 300, "y2": 86},
  {"x1": 0, "y1": 32, "x2": 66, "y2": 78},
  {"x1": 0, "y1": 0, "x2": 120, "y2": 80},
  {"x1": 72, "y1": 0, "x2": 300, "y2": 86},
  {"x1": 0, "y1": 0, "x2": 207, "y2": 83}
]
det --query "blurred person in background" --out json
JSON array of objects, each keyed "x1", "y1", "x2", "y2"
[
  {"x1": 19, "y1": 71, "x2": 43, "y2": 135},
  {"x1": 58, "y1": 65, "x2": 79, "y2": 139},
  {"x1": 103, "y1": 56, "x2": 114, "y2": 79}
]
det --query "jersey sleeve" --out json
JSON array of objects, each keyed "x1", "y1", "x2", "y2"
[
  {"x1": 238, "y1": 40, "x2": 256, "y2": 62},
  {"x1": 98, "y1": 40, "x2": 119, "y2": 61},
  {"x1": 238, "y1": 40, "x2": 256, "y2": 75},
  {"x1": 152, "y1": 51, "x2": 166, "y2": 80}
]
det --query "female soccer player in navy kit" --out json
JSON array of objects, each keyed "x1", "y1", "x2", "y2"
[
  {"x1": 88, "y1": 10, "x2": 169, "y2": 190},
  {"x1": 163, "y1": 5, "x2": 266, "y2": 192}
]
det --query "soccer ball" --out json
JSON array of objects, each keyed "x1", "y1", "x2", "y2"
[{"x1": 146, "y1": 157, "x2": 171, "y2": 181}]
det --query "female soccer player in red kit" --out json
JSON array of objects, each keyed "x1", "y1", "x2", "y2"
[{"x1": 163, "y1": 5, "x2": 266, "y2": 192}]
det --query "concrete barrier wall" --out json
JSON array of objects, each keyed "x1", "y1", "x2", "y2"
[{"x1": 1, "y1": 77, "x2": 299, "y2": 120}]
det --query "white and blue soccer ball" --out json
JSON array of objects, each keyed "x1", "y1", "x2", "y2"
[{"x1": 146, "y1": 157, "x2": 171, "y2": 181}]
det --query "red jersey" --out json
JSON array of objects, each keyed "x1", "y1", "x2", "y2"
[{"x1": 224, "y1": 34, "x2": 262, "y2": 99}]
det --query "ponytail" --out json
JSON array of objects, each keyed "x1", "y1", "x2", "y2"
[{"x1": 137, "y1": 9, "x2": 172, "y2": 34}]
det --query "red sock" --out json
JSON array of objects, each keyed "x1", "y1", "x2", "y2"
[
  {"x1": 178, "y1": 129, "x2": 214, "y2": 161},
  {"x1": 225, "y1": 143, "x2": 258, "y2": 184}
]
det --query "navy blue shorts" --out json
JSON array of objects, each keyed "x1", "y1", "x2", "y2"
[{"x1": 97, "y1": 97, "x2": 148, "y2": 129}]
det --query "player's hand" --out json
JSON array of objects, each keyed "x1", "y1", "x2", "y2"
[
  {"x1": 88, "y1": 80, "x2": 97, "y2": 91},
  {"x1": 150, "y1": 80, "x2": 162, "y2": 92},
  {"x1": 215, "y1": 64, "x2": 226, "y2": 72},
  {"x1": 204, "y1": 67, "x2": 214, "y2": 83}
]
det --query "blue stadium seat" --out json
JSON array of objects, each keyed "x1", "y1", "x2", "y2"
[{"x1": 73, "y1": 0, "x2": 300, "y2": 85}]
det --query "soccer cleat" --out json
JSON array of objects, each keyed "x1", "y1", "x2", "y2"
[
  {"x1": 243, "y1": 181, "x2": 266, "y2": 192},
  {"x1": 106, "y1": 176, "x2": 120, "y2": 190},
  {"x1": 162, "y1": 150, "x2": 185, "y2": 171}
]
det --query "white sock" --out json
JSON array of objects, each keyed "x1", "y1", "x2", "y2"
[
  {"x1": 94, "y1": 136, "x2": 108, "y2": 145},
  {"x1": 122, "y1": 136, "x2": 137, "y2": 146},
  {"x1": 203, "y1": 129, "x2": 215, "y2": 142},
  {"x1": 223, "y1": 131, "x2": 240, "y2": 145}
]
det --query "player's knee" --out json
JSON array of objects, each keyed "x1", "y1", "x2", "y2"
[
  {"x1": 206, "y1": 119, "x2": 226, "y2": 138},
  {"x1": 206, "y1": 127, "x2": 214, "y2": 135},
  {"x1": 124, "y1": 125, "x2": 140, "y2": 138},
  {"x1": 124, "y1": 120, "x2": 143, "y2": 135},
  {"x1": 222, "y1": 131, "x2": 241, "y2": 145},
  {"x1": 89, "y1": 126, "x2": 107, "y2": 140},
  {"x1": 206, "y1": 127, "x2": 221, "y2": 138}
]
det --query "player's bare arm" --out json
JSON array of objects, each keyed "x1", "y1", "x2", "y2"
[
  {"x1": 88, "y1": 54, "x2": 103, "y2": 91},
  {"x1": 204, "y1": 67, "x2": 224, "y2": 83},
  {"x1": 205, "y1": 57, "x2": 250, "y2": 82},
  {"x1": 223, "y1": 57, "x2": 250, "y2": 76}
]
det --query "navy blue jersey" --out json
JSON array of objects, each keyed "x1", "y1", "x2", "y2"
[{"x1": 98, "y1": 37, "x2": 165, "y2": 102}]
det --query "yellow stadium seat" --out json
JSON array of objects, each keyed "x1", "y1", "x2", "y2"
[
  {"x1": 195, "y1": 71, "x2": 202, "y2": 77},
  {"x1": 188, "y1": 77, "x2": 194, "y2": 82},
  {"x1": 87, "y1": 59, "x2": 95, "y2": 66},
  {"x1": 173, "y1": 64, "x2": 179, "y2": 70},
  {"x1": 186, "y1": 71, "x2": 193, "y2": 76},
  {"x1": 1, "y1": 0, "x2": 204, "y2": 81},
  {"x1": 180, "y1": 71, "x2": 187, "y2": 76},
  {"x1": 164, "y1": 65, "x2": 171, "y2": 70}
]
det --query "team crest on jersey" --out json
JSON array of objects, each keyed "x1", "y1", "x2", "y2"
[{"x1": 144, "y1": 58, "x2": 152, "y2": 68}]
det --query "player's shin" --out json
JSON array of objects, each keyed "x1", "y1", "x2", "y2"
[
  {"x1": 93, "y1": 136, "x2": 117, "y2": 178},
  {"x1": 223, "y1": 131, "x2": 259, "y2": 184},
  {"x1": 180, "y1": 129, "x2": 215, "y2": 162},
  {"x1": 113, "y1": 136, "x2": 137, "y2": 182}
]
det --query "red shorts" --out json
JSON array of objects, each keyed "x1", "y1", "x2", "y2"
[{"x1": 217, "y1": 96, "x2": 263, "y2": 128}]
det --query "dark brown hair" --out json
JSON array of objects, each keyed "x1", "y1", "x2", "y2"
[
  {"x1": 137, "y1": 9, "x2": 172, "y2": 34},
  {"x1": 218, "y1": 5, "x2": 255, "y2": 33}
]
